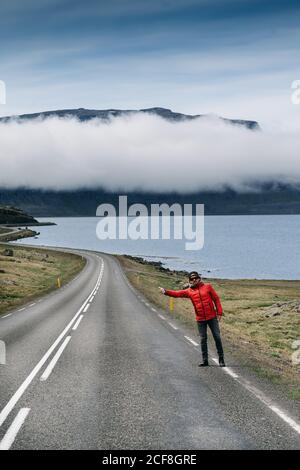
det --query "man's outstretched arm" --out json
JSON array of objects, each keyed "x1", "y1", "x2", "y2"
[{"x1": 159, "y1": 287, "x2": 190, "y2": 298}]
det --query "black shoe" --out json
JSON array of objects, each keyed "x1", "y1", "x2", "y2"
[
  {"x1": 198, "y1": 361, "x2": 209, "y2": 367},
  {"x1": 219, "y1": 357, "x2": 226, "y2": 367}
]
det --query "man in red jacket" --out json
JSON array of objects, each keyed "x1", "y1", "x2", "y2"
[{"x1": 159, "y1": 271, "x2": 225, "y2": 367}]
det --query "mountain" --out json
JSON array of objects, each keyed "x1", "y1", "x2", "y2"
[
  {"x1": 0, "y1": 205, "x2": 38, "y2": 224},
  {"x1": 2, "y1": 107, "x2": 298, "y2": 215},
  {"x1": 0, "y1": 186, "x2": 300, "y2": 217},
  {"x1": 0, "y1": 107, "x2": 260, "y2": 130}
]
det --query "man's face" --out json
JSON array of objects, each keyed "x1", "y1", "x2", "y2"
[{"x1": 189, "y1": 276, "x2": 200, "y2": 287}]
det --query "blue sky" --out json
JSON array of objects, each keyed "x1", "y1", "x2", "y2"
[{"x1": 1, "y1": 0, "x2": 300, "y2": 128}]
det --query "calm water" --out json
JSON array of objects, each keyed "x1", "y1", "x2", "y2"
[{"x1": 14, "y1": 215, "x2": 300, "y2": 280}]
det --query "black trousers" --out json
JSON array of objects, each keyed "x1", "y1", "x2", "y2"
[{"x1": 197, "y1": 317, "x2": 224, "y2": 362}]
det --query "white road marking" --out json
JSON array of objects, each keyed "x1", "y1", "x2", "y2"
[
  {"x1": 223, "y1": 368, "x2": 239, "y2": 379},
  {"x1": 0, "y1": 408, "x2": 30, "y2": 450},
  {"x1": 168, "y1": 322, "x2": 178, "y2": 330},
  {"x1": 123, "y1": 262, "x2": 300, "y2": 438},
  {"x1": 269, "y1": 406, "x2": 300, "y2": 435},
  {"x1": 17, "y1": 308, "x2": 25, "y2": 312},
  {"x1": 0, "y1": 258, "x2": 104, "y2": 428},
  {"x1": 72, "y1": 315, "x2": 84, "y2": 331},
  {"x1": 184, "y1": 336, "x2": 199, "y2": 347},
  {"x1": 145, "y1": 302, "x2": 150, "y2": 307},
  {"x1": 90, "y1": 296, "x2": 95, "y2": 302},
  {"x1": 83, "y1": 304, "x2": 90, "y2": 313},
  {"x1": 2, "y1": 313, "x2": 12, "y2": 319},
  {"x1": 29, "y1": 303, "x2": 36, "y2": 307},
  {"x1": 40, "y1": 336, "x2": 71, "y2": 381},
  {"x1": 211, "y1": 357, "x2": 239, "y2": 378},
  {"x1": 151, "y1": 307, "x2": 157, "y2": 312},
  {"x1": 235, "y1": 379, "x2": 300, "y2": 436}
]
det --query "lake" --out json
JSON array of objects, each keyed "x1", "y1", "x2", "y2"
[{"x1": 14, "y1": 215, "x2": 300, "y2": 280}]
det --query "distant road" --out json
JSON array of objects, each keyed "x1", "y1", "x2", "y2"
[{"x1": 0, "y1": 249, "x2": 299, "y2": 449}]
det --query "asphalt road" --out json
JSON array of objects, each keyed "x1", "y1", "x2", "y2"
[{"x1": 0, "y1": 250, "x2": 299, "y2": 450}]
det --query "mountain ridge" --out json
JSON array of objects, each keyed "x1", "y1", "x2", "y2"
[
  {"x1": 1, "y1": 186, "x2": 300, "y2": 216},
  {"x1": 0, "y1": 107, "x2": 260, "y2": 130}
]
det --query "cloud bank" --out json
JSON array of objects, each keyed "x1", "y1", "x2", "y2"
[{"x1": 0, "y1": 114, "x2": 299, "y2": 193}]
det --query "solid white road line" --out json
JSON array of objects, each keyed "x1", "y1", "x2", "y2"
[
  {"x1": 223, "y1": 368, "x2": 239, "y2": 379},
  {"x1": 0, "y1": 259, "x2": 104, "y2": 428},
  {"x1": 72, "y1": 315, "x2": 84, "y2": 331},
  {"x1": 124, "y1": 261, "x2": 300, "y2": 437},
  {"x1": 211, "y1": 357, "x2": 239, "y2": 378},
  {"x1": 40, "y1": 336, "x2": 71, "y2": 381},
  {"x1": 237, "y1": 379, "x2": 300, "y2": 436},
  {"x1": 0, "y1": 408, "x2": 30, "y2": 450},
  {"x1": 269, "y1": 406, "x2": 300, "y2": 435},
  {"x1": 83, "y1": 304, "x2": 90, "y2": 313},
  {"x1": 184, "y1": 336, "x2": 199, "y2": 347}
]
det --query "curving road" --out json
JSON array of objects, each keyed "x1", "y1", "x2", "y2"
[{"x1": 0, "y1": 249, "x2": 299, "y2": 450}]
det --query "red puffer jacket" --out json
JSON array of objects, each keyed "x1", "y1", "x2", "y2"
[{"x1": 164, "y1": 282, "x2": 222, "y2": 322}]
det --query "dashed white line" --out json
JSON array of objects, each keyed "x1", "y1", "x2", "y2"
[
  {"x1": 158, "y1": 314, "x2": 166, "y2": 320},
  {"x1": 0, "y1": 408, "x2": 30, "y2": 450},
  {"x1": 72, "y1": 315, "x2": 84, "y2": 331},
  {"x1": 83, "y1": 304, "x2": 90, "y2": 313},
  {"x1": 151, "y1": 307, "x2": 157, "y2": 312},
  {"x1": 17, "y1": 308, "x2": 25, "y2": 312},
  {"x1": 40, "y1": 336, "x2": 72, "y2": 381},
  {"x1": 168, "y1": 322, "x2": 178, "y2": 330},
  {"x1": 2, "y1": 313, "x2": 12, "y2": 319},
  {"x1": 184, "y1": 336, "x2": 199, "y2": 347},
  {"x1": 0, "y1": 259, "x2": 104, "y2": 428},
  {"x1": 29, "y1": 303, "x2": 36, "y2": 307}
]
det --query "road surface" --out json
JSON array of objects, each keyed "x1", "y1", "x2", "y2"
[{"x1": 0, "y1": 250, "x2": 299, "y2": 450}]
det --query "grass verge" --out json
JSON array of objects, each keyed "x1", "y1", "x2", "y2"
[
  {"x1": 0, "y1": 243, "x2": 86, "y2": 315},
  {"x1": 117, "y1": 254, "x2": 300, "y2": 401}
]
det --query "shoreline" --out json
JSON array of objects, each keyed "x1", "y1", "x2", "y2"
[
  {"x1": 0, "y1": 227, "x2": 38, "y2": 242},
  {"x1": 121, "y1": 254, "x2": 300, "y2": 282},
  {"x1": 0, "y1": 222, "x2": 56, "y2": 227}
]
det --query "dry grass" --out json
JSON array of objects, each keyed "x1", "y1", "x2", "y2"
[
  {"x1": 0, "y1": 244, "x2": 86, "y2": 315},
  {"x1": 117, "y1": 255, "x2": 300, "y2": 400},
  {"x1": 0, "y1": 228, "x2": 11, "y2": 235}
]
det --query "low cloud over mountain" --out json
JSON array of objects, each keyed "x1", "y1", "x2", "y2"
[{"x1": 0, "y1": 108, "x2": 299, "y2": 193}]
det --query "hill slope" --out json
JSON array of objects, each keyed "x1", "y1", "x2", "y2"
[
  {"x1": 0, "y1": 107, "x2": 260, "y2": 130},
  {"x1": 0, "y1": 205, "x2": 38, "y2": 224}
]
